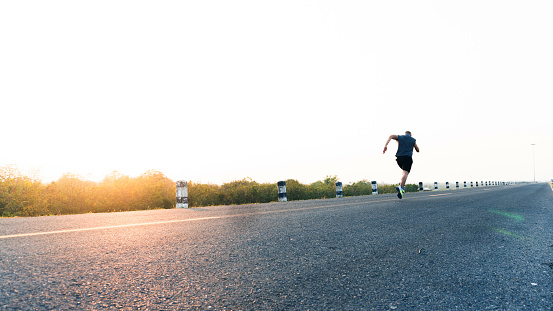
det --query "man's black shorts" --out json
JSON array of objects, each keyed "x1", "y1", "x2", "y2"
[{"x1": 396, "y1": 156, "x2": 413, "y2": 172}]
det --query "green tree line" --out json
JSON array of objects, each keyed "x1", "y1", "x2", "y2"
[
  {"x1": 1, "y1": 166, "x2": 416, "y2": 217},
  {"x1": 190, "y1": 176, "x2": 417, "y2": 207},
  {"x1": 0, "y1": 166, "x2": 174, "y2": 217}
]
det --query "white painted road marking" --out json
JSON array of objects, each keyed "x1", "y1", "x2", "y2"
[
  {"x1": 0, "y1": 191, "x2": 477, "y2": 240},
  {"x1": 0, "y1": 217, "x2": 223, "y2": 239},
  {"x1": 0, "y1": 198, "x2": 400, "y2": 239}
]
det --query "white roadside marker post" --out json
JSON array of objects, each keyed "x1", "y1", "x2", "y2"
[
  {"x1": 176, "y1": 181, "x2": 189, "y2": 208},
  {"x1": 336, "y1": 182, "x2": 343, "y2": 198},
  {"x1": 278, "y1": 181, "x2": 287, "y2": 202}
]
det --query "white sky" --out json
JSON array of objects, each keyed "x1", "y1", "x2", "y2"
[{"x1": 1, "y1": 1, "x2": 552, "y2": 185}]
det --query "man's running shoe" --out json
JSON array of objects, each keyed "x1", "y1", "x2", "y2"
[{"x1": 396, "y1": 186, "x2": 404, "y2": 199}]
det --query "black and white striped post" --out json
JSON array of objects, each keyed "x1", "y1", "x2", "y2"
[
  {"x1": 278, "y1": 181, "x2": 287, "y2": 202},
  {"x1": 446, "y1": 182, "x2": 450, "y2": 190},
  {"x1": 336, "y1": 182, "x2": 343, "y2": 198},
  {"x1": 456, "y1": 182, "x2": 459, "y2": 189},
  {"x1": 464, "y1": 181, "x2": 467, "y2": 188},
  {"x1": 471, "y1": 181, "x2": 474, "y2": 187},
  {"x1": 476, "y1": 181, "x2": 479, "y2": 187},
  {"x1": 371, "y1": 181, "x2": 378, "y2": 195},
  {"x1": 176, "y1": 180, "x2": 189, "y2": 208},
  {"x1": 434, "y1": 182, "x2": 438, "y2": 191},
  {"x1": 419, "y1": 182, "x2": 424, "y2": 192}
]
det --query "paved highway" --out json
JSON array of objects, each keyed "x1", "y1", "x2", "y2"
[{"x1": 1, "y1": 183, "x2": 552, "y2": 310}]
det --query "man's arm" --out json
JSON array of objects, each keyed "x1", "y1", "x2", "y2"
[
  {"x1": 383, "y1": 135, "x2": 398, "y2": 154},
  {"x1": 414, "y1": 142, "x2": 420, "y2": 153}
]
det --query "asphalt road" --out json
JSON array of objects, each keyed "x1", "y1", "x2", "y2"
[{"x1": 1, "y1": 183, "x2": 552, "y2": 310}]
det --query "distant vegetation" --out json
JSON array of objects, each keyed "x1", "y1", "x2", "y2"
[
  {"x1": 0, "y1": 166, "x2": 416, "y2": 217},
  {"x1": 190, "y1": 176, "x2": 418, "y2": 207},
  {"x1": 0, "y1": 166, "x2": 174, "y2": 217}
]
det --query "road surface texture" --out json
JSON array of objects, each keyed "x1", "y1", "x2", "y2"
[{"x1": 1, "y1": 183, "x2": 552, "y2": 310}]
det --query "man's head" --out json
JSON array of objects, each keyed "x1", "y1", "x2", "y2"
[{"x1": 405, "y1": 131, "x2": 412, "y2": 136}]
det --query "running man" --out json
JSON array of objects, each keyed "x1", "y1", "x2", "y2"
[{"x1": 383, "y1": 131, "x2": 420, "y2": 199}]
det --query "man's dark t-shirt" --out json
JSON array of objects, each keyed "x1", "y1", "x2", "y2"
[{"x1": 396, "y1": 135, "x2": 416, "y2": 157}]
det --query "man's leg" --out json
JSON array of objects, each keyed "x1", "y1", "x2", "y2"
[{"x1": 400, "y1": 170, "x2": 409, "y2": 189}]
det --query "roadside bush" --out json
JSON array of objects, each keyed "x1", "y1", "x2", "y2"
[
  {"x1": 343, "y1": 180, "x2": 372, "y2": 196},
  {"x1": 0, "y1": 166, "x2": 49, "y2": 217},
  {"x1": 188, "y1": 178, "x2": 277, "y2": 207},
  {"x1": 0, "y1": 166, "x2": 175, "y2": 217}
]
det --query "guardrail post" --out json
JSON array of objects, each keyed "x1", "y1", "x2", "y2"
[
  {"x1": 419, "y1": 182, "x2": 424, "y2": 191},
  {"x1": 371, "y1": 181, "x2": 378, "y2": 195},
  {"x1": 456, "y1": 182, "x2": 459, "y2": 189},
  {"x1": 278, "y1": 181, "x2": 287, "y2": 202},
  {"x1": 176, "y1": 180, "x2": 189, "y2": 208},
  {"x1": 336, "y1": 182, "x2": 343, "y2": 198},
  {"x1": 446, "y1": 182, "x2": 450, "y2": 190},
  {"x1": 434, "y1": 182, "x2": 438, "y2": 191}
]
